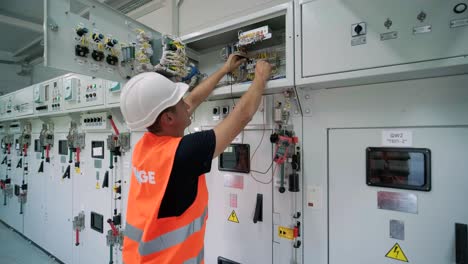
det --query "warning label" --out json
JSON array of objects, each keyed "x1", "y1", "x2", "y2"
[
  {"x1": 385, "y1": 243, "x2": 409, "y2": 262},
  {"x1": 228, "y1": 210, "x2": 239, "y2": 223},
  {"x1": 278, "y1": 226, "x2": 294, "y2": 240}
]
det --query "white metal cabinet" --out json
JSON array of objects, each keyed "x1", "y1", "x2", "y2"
[
  {"x1": 329, "y1": 127, "x2": 468, "y2": 263},
  {"x1": 295, "y1": 0, "x2": 468, "y2": 88},
  {"x1": 43, "y1": 133, "x2": 73, "y2": 264},
  {"x1": 23, "y1": 134, "x2": 47, "y2": 248},
  {"x1": 182, "y1": 3, "x2": 295, "y2": 99}
]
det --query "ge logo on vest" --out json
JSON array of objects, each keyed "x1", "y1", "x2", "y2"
[{"x1": 133, "y1": 167, "x2": 156, "y2": 184}]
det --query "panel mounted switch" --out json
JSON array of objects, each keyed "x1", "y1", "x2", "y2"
[
  {"x1": 351, "y1": 22, "x2": 367, "y2": 37},
  {"x1": 75, "y1": 45, "x2": 89, "y2": 57},
  {"x1": 106, "y1": 55, "x2": 119, "y2": 66},
  {"x1": 454, "y1": 3, "x2": 468, "y2": 14},
  {"x1": 92, "y1": 50, "x2": 105, "y2": 62},
  {"x1": 253, "y1": 193, "x2": 263, "y2": 224}
]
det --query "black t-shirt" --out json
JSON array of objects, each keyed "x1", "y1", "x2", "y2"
[{"x1": 157, "y1": 130, "x2": 216, "y2": 218}]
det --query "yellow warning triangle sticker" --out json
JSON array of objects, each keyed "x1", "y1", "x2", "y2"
[
  {"x1": 228, "y1": 210, "x2": 239, "y2": 223},
  {"x1": 385, "y1": 243, "x2": 409, "y2": 262}
]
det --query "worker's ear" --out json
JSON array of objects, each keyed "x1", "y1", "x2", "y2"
[{"x1": 160, "y1": 111, "x2": 176, "y2": 126}]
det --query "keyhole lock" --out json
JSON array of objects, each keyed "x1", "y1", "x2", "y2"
[
  {"x1": 417, "y1": 11, "x2": 427, "y2": 22},
  {"x1": 384, "y1": 18, "x2": 393, "y2": 29}
]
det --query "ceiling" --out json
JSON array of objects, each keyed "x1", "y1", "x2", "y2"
[{"x1": 0, "y1": 0, "x2": 43, "y2": 64}]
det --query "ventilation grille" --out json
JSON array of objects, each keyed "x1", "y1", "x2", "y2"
[{"x1": 106, "y1": 0, "x2": 153, "y2": 14}]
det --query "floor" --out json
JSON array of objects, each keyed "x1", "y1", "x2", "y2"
[{"x1": 0, "y1": 221, "x2": 59, "y2": 264}]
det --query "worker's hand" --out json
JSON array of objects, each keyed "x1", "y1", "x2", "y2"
[
  {"x1": 222, "y1": 54, "x2": 246, "y2": 74},
  {"x1": 254, "y1": 60, "x2": 272, "y2": 84}
]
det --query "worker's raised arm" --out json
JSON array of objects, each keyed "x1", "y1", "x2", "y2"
[
  {"x1": 213, "y1": 60, "x2": 272, "y2": 158},
  {"x1": 185, "y1": 54, "x2": 246, "y2": 115}
]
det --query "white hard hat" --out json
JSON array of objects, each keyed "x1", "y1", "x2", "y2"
[{"x1": 120, "y1": 72, "x2": 189, "y2": 130}]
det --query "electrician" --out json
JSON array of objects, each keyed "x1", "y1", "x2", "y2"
[{"x1": 120, "y1": 54, "x2": 272, "y2": 264}]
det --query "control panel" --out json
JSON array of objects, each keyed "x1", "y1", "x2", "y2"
[
  {"x1": 0, "y1": 97, "x2": 6, "y2": 118},
  {"x1": 33, "y1": 83, "x2": 49, "y2": 113},
  {"x1": 0, "y1": 88, "x2": 34, "y2": 120},
  {"x1": 9, "y1": 122, "x2": 22, "y2": 134},
  {"x1": 3, "y1": 95, "x2": 14, "y2": 118},
  {"x1": 63, "y1": 75, "x2": 105, "y2": 110},
  {"x1": 194, "y1": 96, "x2": 272, "y2": 128},
  {"x1": 182, "y1": 3, "x2": 294, "y2": 96},
  {"x1": 49, "y1": 79, "x2": 64, "y2": 113},
  {"x1": 45, "y1": 0, "x2": 163, "y2": 83},
  {"x1": 299, "y1": 0, "x2": 468, "y2": 85},
  {"x1": 80, "y1": 112, "x2": 109, "y2": 131},
  {"x1": 105, "y1": 81, "x2": 121, "y2": 105}
]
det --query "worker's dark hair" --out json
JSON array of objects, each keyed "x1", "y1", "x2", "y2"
[{"x1": 147, "y1": 105, "x2": 177, "y2": 133}]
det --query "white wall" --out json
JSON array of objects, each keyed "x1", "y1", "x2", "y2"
[
  {"x1": 132, "y1": 0, "x2": 291, "y2": 37},
  {"x1": 0, "y1": 64, "x2": 31, "y2": 95},
  {"x1": 178, "y1": 0, "x2": 290, "y2": 36},
  {"x1": 135, "y1": 1, "x2": 173, "y2": 35}
]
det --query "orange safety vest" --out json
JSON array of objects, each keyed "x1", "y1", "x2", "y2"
[{"x1": 123, "y1": 132, "x2": 208, "y2": 264}]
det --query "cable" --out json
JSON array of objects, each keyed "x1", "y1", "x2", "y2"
[
  {"x1": 250, "y1": 163, "x2": 277, "y2": 184},
  {"x1": 251, "y1": 160, "x2": 273, "y2": 174},
  {"x1": 250, "y1": 97, "x2": 266, "y2": 160},
  {"x1": 228, "y1": 64, "x2": 236, "y2": 107},
  {"x1": 249, "y1": 98, "x2": 275, "y2": 184}
]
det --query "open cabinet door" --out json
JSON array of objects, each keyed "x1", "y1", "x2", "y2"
[{"x1": 44, "y1": 0, "x2": 163, "y2": 83}]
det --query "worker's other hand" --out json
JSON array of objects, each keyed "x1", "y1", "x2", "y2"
[
  {"x1": 254, "y1": 60, "x2": 272, "y2": 83},
  {"x1": 222, "y1": 54, "x2": 246, "y2": 74}
]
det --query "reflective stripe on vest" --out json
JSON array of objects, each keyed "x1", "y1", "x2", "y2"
[
  {"x1": 124, "y1": 221, "x2": 143, "y2": 242},
  {"x1": 183, "y1": 247, "x2": 204, "y2": 264},
  {"x1": 125, "y1": 206, "x2": 208, "y2": 256}
]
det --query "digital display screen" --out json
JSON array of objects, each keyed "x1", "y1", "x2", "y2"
[
  {"x1": 218, "y1": 257, "x2": 241, "y2": 264},
  {"x1": 219, "y1": 144, "x2": 250, "y2": 173},
  {"x1": 34, "y1": 139, "x2": 41, "y2": 153},
  {"x1": 90, "y1": 212, "x2": 103, "y2": 233},
  {"x1": 366, "y1": 147, "x2": 431, "y2": 191},
  {"x1": 58, "y1": 140, "x2": 68, "y2": 155},
  {"x1": 91, "y1": 141, "x2": 105, "y2": 159}
]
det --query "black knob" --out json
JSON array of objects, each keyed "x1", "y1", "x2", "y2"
[
  {"x1": 76, "y1": 28, "x2": 88, "y2": 37},
  {"x1": 454, "y1": 3, "x2": 467, "y2": 14},
  {"x1": 107, "y1": 39, "x2": 118, "y2": 47},
  {"x1": 354, "y1": 24, "x2": 363, "y2": 35},
  {"x1": 279, "y1": 186, "x2": 286, "y2": 193},
  {"x1": 93, "y1": 93, "x2": 96, "y2": 97},
  {"x1": 270, "y1": 133, "x2": 279, "y2": 144},
  {"x1": 292, "y1": 162, "x2": 299, "y2": 170}
]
